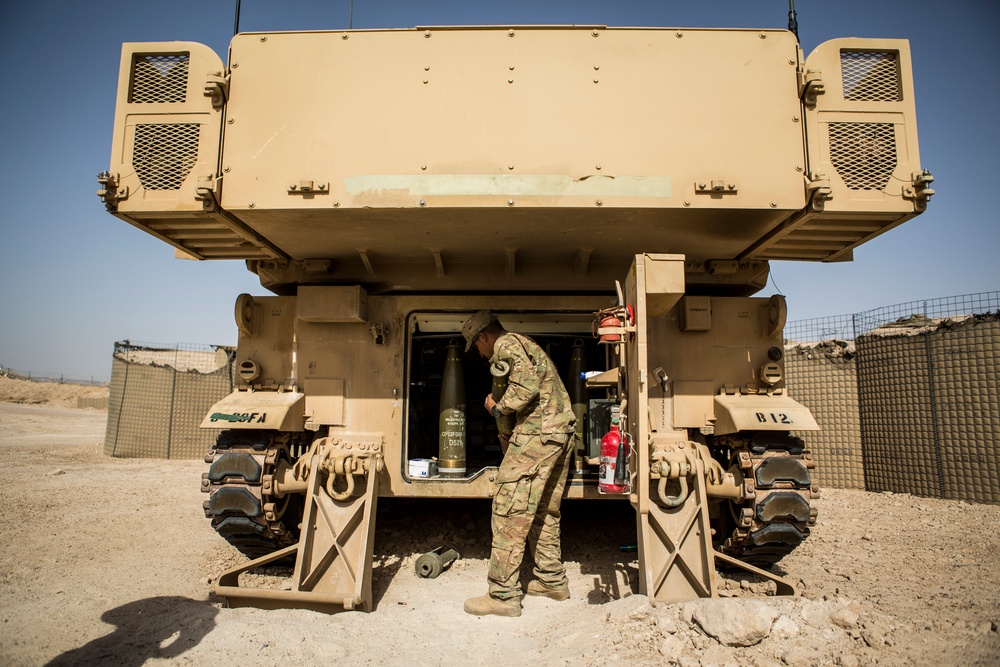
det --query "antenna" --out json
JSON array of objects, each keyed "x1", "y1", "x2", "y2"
[
  {"x1": 350, "y1": 0, "x2": 354, "y2": 29},
  {"x1": 234, "y1": 0, "x2": 242, "y2": 36},
  {"x1": 787, "y1": 0, "x2": 799, "y2": 41}
]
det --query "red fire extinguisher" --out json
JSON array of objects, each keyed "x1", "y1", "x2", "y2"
[{"x1": 599, "y1": 412, "x2": 629, "y2": 494}]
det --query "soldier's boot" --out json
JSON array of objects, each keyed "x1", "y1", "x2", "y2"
[
  {"x1": 525, "y1": 580, "x2": 570, "y2": 601},
  {"x1": 464, "y1": 594, "x2": 522, "y2": 617}
]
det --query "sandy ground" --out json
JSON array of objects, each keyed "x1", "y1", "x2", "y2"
[{"x1": 0, "y1": 379, "x2": 998, "y2": 666}]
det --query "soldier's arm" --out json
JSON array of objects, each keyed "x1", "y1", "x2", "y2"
[{"x1": 495, "y1": 343, "x2": 538, "y2": 415}]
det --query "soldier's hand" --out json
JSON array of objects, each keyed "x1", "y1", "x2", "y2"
[{"x1": 484, "y1": 394, "x2": 497, "y2": 413}]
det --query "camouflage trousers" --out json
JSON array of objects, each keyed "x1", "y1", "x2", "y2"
[{"x1": 488, "y1": 432, "x2": 574, "y2": 601}]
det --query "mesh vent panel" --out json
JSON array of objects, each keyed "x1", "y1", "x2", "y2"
[
  {"x1": 131, "y1": 54, "x2": 189, "y2": 103},
  {"x1": 841, "y1": 51, "x2": 900, "y2": 101},
  {"x1": 133, "y1": 123, "x2": 200, "y2": 191},
  {"x1": 828, "y1": 122, "x2": 897, "y2": 191}
]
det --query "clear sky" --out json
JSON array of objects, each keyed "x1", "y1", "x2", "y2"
[{"x1": 1, "y1": 1, "x2": 997, "y2": 380}]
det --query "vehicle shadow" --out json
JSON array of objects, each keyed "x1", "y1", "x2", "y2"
[{"x1": 45, "y1": 596, "x2": 217, "y2": 667}]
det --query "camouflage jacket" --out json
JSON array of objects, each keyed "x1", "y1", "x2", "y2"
[{"x1": 491, "y1": 332, "x2": 576, "y2": 440}]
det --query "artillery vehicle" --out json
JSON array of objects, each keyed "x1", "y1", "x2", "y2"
[{"x1": 99, "y1": 25, "x2": 932, "y2": 611}]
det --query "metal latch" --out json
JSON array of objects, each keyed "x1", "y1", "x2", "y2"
[
  {"x1": 902, "y1": 170, "x2": 935, "y2": 206},
  {"x1": 799, "y1": 69, "x2": 824, "y2": 107},
  {"x1": 196, "y1": 175, "x2": 221, "y2": 210},
  {"x1": 805, "y1": 172, "x2": 832, "y2": 211},
  {"x1": 288, "y1": 180, "x2": 329, "y2": 195},
  {"x1": 695, "y1": 180, "x2": 738, "y2": 195},
  {"x1": 96, "y1": 171, "x2": 128, "y2": 211},
  {"x1": 204, "y1": 72, "x2": 229, "y2": 109}
]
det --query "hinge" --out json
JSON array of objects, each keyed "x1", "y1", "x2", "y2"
[
  {"x1": 204, "y1": 71, "x2": 230, "y2": 109},
  {"x1": 96, "y1": 171, "x2": 128, "y2": 212},
  {"x1": 799, "y1": 69, "x2": 824, "y2": 107}
]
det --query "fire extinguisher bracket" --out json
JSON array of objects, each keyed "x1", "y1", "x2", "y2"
[{"x1": 592, "y1": 306, "x2": 636, "y2": 344}]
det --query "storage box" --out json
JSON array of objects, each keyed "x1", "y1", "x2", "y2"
[{"x1": 408, "y1": 458, "x2": 438, "y2": 478}]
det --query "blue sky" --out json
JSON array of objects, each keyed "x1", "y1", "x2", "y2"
[{"x1": 1, "y1": 1, "x2": 997, "y2": 380}]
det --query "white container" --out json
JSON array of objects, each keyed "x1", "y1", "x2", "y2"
[{"x1": 408, "y1": 458, "x2": 438, "y2": 478}]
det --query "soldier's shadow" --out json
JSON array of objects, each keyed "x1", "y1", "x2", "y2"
[
  {"x1": 559, "y1": 499, "x2": 641, "y2": 604},
  {"x1": 46, "y1": 596, "x2": 217, "y2": 667}
]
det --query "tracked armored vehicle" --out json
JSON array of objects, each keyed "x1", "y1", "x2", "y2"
[{"x1": 99, "y1": 25, "x2": 932, "y2": 611}]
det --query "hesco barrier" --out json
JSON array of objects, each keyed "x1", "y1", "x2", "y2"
[
  {"x1": 105, "y1": 341, "x2": 235, "y2": 459},
  {"x1": 786, "y1": 292, "x2": 1000, "y2": 504},
  {"x1": 785, "y1": 333, "x2": 864, "y2": 490}
]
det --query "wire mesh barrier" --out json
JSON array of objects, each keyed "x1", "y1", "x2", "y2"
[
  {"x1": 104, "y1": 341, "x2": 235, "y2": 459},
  {"x1": 786, "y1": 292, "x2": 1000, "y2": 504}
]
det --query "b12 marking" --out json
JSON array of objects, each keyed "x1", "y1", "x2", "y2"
[{"x1": 756, "y1": 412, "x2": 792, "y2": 425}]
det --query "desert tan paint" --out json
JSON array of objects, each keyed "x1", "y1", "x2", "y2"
[
  {"x1": 102, "y1": 27, "x2": 930, "y2": 610},
  {"x1": 104, "y1": 28, "x2": 927, "y2": 277}
]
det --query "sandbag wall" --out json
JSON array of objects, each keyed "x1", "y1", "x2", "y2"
[{"x1": 104, "y1": 341, "x2": 235, "y2": 459}]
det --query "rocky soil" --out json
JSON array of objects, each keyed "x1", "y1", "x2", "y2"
[{"x1": 0, "y1": 377, "x2": 997, "y2": 666}]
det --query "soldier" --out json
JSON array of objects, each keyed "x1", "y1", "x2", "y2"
[{"x1": 461, "y1": 310, "x2": 577, "y2": 617}]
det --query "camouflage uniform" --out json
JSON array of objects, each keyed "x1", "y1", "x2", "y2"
[{"x1": 488, "y1": 332, "x2": 576, "y2": 601}]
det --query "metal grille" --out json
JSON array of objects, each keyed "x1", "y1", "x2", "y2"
[
  {"x1": 785, "y1": 292, "x2": 1000, "y2": 504},
  {"x1": 132, "y1": 123, "x2": 200, "y2": 191},
  {"x1": 840, "y1": 50, "x2": 900, "y2": 102},
  {"x1": 828, "y1": 122, "x2": 897, "y2": 190},
  {"x1": 131, "y1": 54, "x2": 189, "y2": 103},
  {"x1": 105, "y1": 341, "x2": 235, "y2": 459}
]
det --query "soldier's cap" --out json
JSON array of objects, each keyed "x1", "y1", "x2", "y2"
[{"x1": 462, "y1": 310, "x2": 498, "y2": 352}]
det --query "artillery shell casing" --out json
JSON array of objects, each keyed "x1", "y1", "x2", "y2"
[
  {"x1": 568, "y1": 340, "x2": 588, "y2": 469},
  {"x1": 439, "y1": 343, "x2": 466, "y2": 477},
  {"x1": 490, "y1": 360, "x2": 516, "y2": 436}
]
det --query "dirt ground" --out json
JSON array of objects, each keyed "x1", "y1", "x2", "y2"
[{"x1": 0, "y1": 378, "x2": 998, "y2": 666}]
